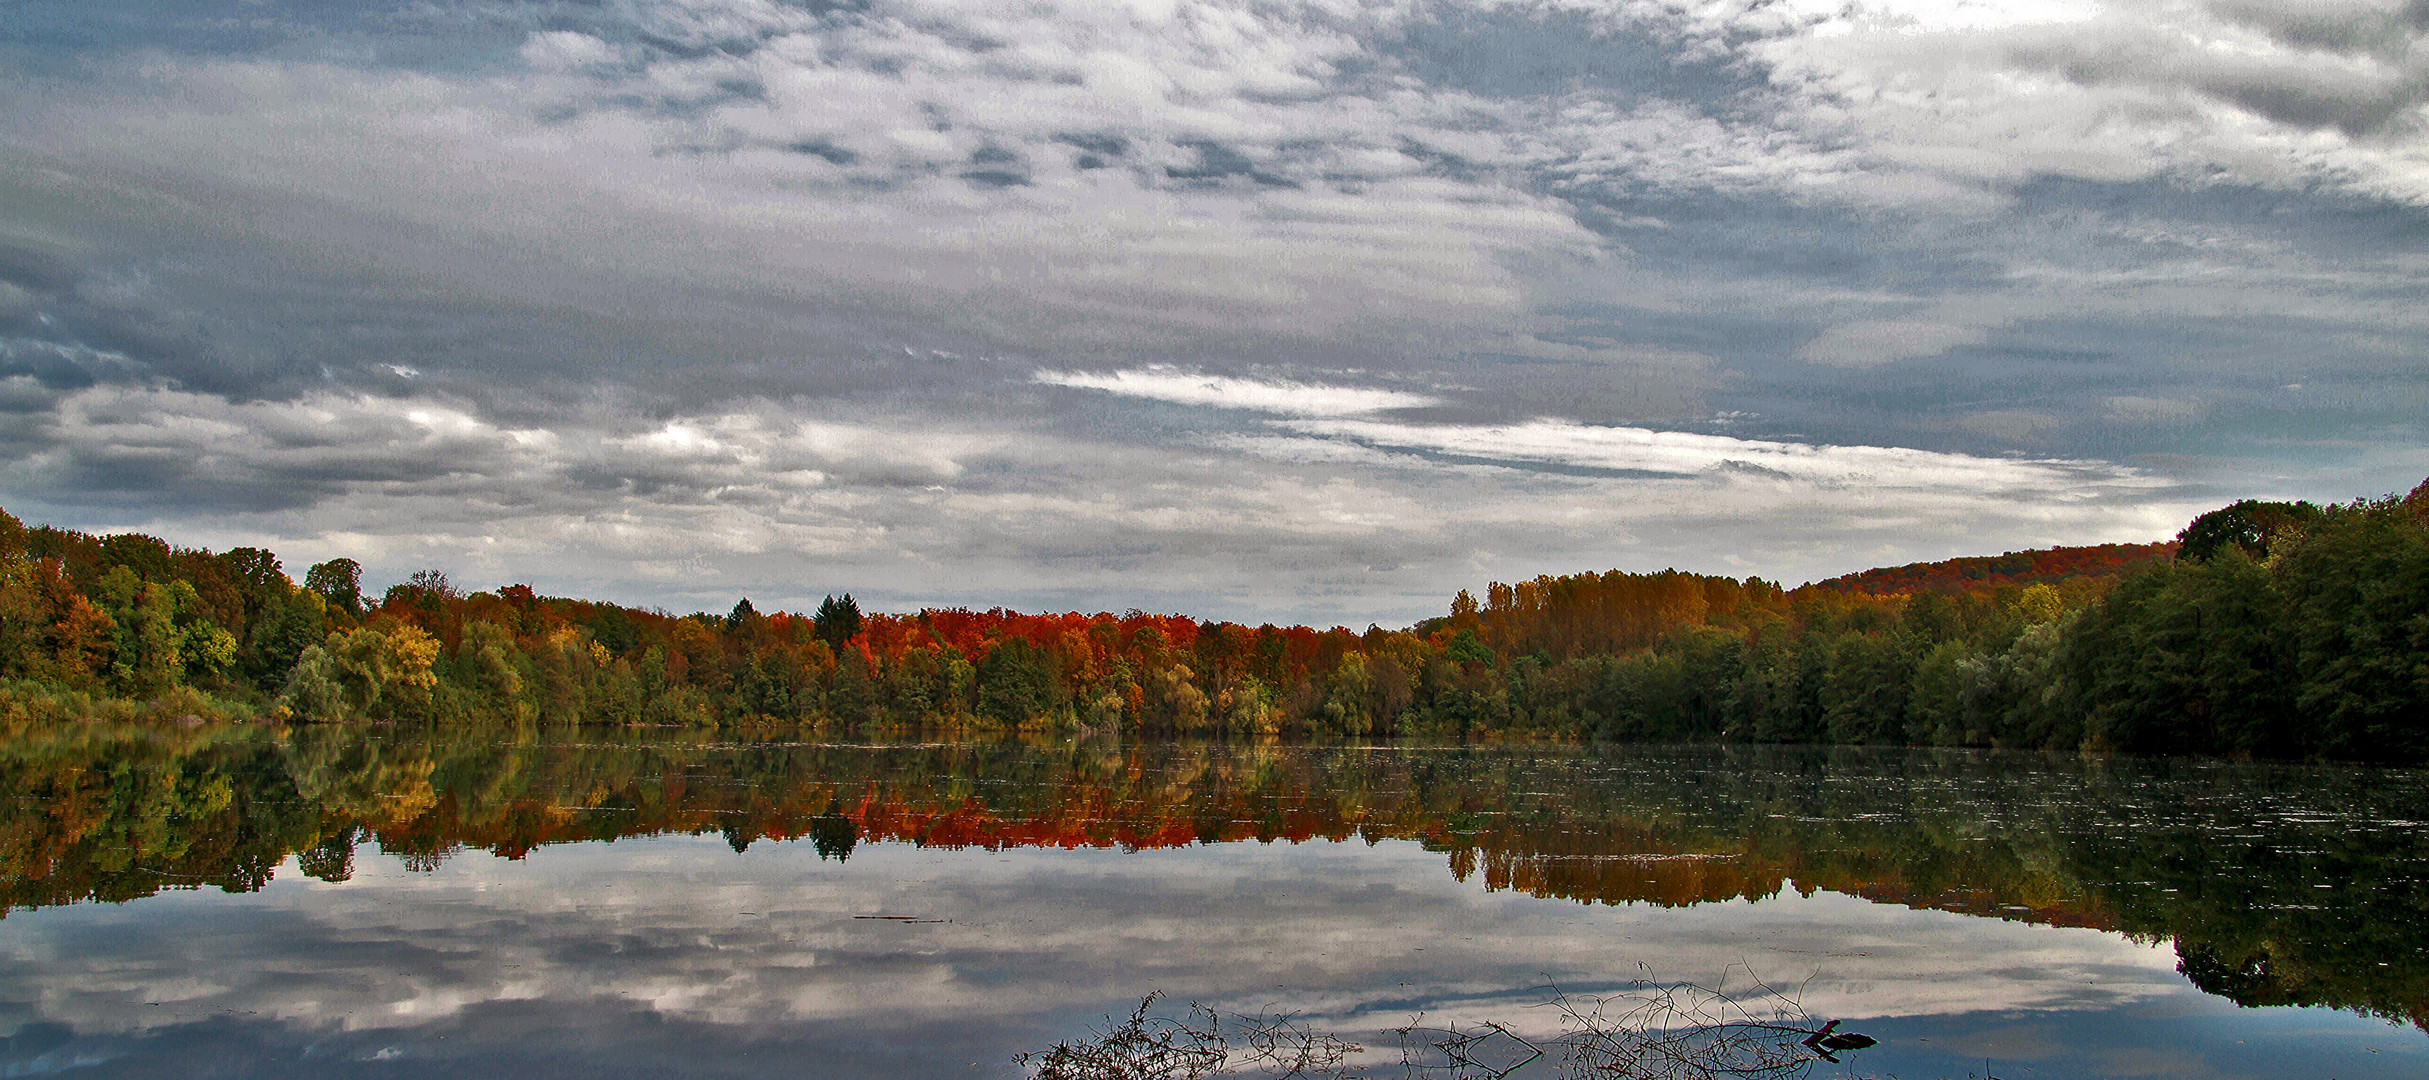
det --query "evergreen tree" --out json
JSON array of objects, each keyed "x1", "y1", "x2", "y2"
[{"x1": 814, "y1": 593, "x2": 863, "y2": 649}]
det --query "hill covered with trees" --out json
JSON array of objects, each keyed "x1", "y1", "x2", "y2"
[
  {"x1": 1795, "y1": 542, "x2": 2175, "y2": 599},
  {"x1": 2, "y1": 477, "x2": 2424, "y2": 761}
]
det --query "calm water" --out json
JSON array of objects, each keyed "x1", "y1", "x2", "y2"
[{"x1": 2, "y1": 725, "x2": 2425, "y2": 1078}]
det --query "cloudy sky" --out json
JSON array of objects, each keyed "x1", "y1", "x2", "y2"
[{"x1": 1, "y1": 0, "x2": 2425, "y2": 624}]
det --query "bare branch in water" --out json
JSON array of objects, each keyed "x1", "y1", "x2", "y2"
[
  {"x1": 1024, "y1": 967, "x2": 1887, "y2": 1080},
  {"x1": 1017, "y1": 991, "x2": 1365, "y2": 1080},
  {"x1": 1392, "y1": 1017, "x2": 1545, "y2": 1078}
]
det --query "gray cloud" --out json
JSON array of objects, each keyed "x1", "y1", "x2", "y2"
[{"x1": 0, "y1": 1, "x2": 2424, "y2": 620}]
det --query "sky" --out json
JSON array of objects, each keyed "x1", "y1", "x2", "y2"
[{"x1": 0, "y1": 0, "x2": 2424, "y2": 625}]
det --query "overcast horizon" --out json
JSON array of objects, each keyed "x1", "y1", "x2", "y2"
[{"x1": 2, "y1": 0, "x2": 2425, "y2": 625}]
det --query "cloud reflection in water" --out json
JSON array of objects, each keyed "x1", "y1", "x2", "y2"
[{"x1": 0, "y1": 831, "x2": 2416, "y2": 1079}]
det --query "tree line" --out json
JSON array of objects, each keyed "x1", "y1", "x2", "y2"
[{"x1": 1, "y1": 476, "x2": 2423, "y2": 760}]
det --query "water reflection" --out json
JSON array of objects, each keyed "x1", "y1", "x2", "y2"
[{"x1": 1, "y1": 724, "x2": 2425, "y2": 1078}]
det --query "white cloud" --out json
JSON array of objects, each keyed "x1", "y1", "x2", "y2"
[
  {"x1": 0, "y1": 8, "x2": 1587, "y2": 353},
  {"x1": 1279, "y1": 414, "x2": 2159, "y2": 497},
  {"x1": 0, "y1": 381, "x2": 2189, "y2": 622},
  {"x1": 1737, "y1": 0, "x2": 2429, "y2": 202},
  {"x1": 519, "y1": 31, "x2": 621, "y2": 73},
  {"x1": 1036, "y1": 366, "x2": 1442, "y2": 416},
  {"x1": 3, "y1": 385, "x2": 553, "y2": 495}
]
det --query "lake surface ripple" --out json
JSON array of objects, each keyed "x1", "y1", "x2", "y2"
[{"x1": 2, "y1": 726, "x2": 2423, "y2": 1078}]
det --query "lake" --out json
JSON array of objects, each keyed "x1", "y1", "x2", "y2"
[{"x1": 1, "y1": 724, "x2": 2423, "y2": 1078}]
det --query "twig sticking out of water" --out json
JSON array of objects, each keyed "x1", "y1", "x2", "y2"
[
  {"x1": 1022, "y1": 972, "x2": 1882, "y2": 1080},
  {"x1": 1018, "y1": 992, "x2": 1364, "y2": 1080},
  {"x1": 1530, "y1": 972, "x2": 1832, "y2": 1080},
  {"x1": 1391, "y1": 1018, "x2": 1545, "y2": 1078}
]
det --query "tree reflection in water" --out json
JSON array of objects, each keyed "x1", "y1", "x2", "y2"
[{"x1": 2, "y1": 722, "x2": 2423, "y2": 1029}]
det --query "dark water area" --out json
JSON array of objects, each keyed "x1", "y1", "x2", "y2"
[{"x1": 1, "y1": 725, "x2": 2425, "y2": 1078}]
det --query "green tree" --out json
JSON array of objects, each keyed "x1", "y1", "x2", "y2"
[
  {"x1": 2177, "y1": 500, "x2": 2322, "y2": 563},
  {"x1": 305, "y1": 558, "x2": 364, "y2": 615},
  {"x1": 2273, "y1": 498, "x2": 2429, "y2": 760},
  {"x1": 977, "y1": 636, "x2": 1061, "y2": 725},
  {"x1": 450, "y1": 620, "x2": 535, "y2": 723},
  {"x1": 1906, "y1": 639, "x2": 1975, "y2": 745},
  {"x1": 244, "y1": 586, "x2": 328, "y2": 692},
  {"x1": 2059, "y1": 551, "x2": 2292, "y2": 755},
  {"x1": 1819, "y1": 631, "x2": 1915, "y2": 744},
  {"x1": 92, "y1": 567, "x2": 237, "y2": 695},
  {"x1": 814, "y1": 594, "x2": 863, "y2": 649},
  {"x1": 283, "y1": 625, "x2": 442, "y2": 721}
]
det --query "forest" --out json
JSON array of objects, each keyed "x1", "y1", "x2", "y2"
[{"x1": 1, "y1": 476, "x2": 2424, "y2": 761}]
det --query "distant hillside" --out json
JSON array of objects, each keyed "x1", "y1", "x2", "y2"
[
  {"x1": 1794, "y1": 542, "x2": 2177, "y2": 598},
  {"x1": 7, "y1": 477, "x2": 2427, "y2": 763}
]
